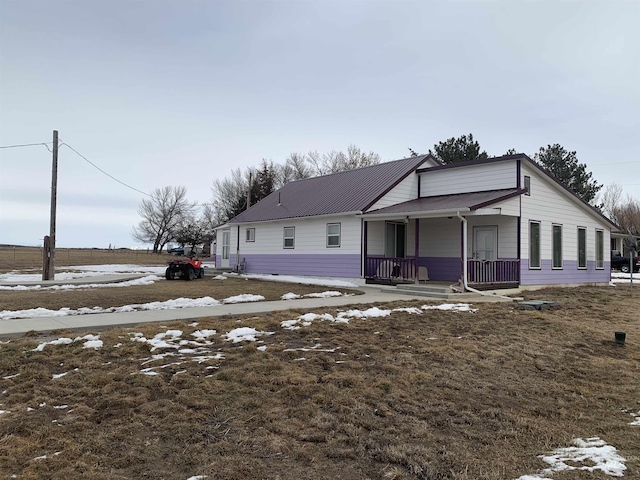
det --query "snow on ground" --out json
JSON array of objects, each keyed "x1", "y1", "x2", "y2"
[
  {"x1": 611, "y1": 272, "x2": 640, "y2": 284},
  {"x1": 0, "y1": 275, "x2": 161, "y2": 291},
  {"x1": 281, "y1": 304, "x2": 475, "y2": 330},
  {"x1": 0, "y1": 264, "x2": 166, "y2": 283},
  {"x1": 281, "y1": 291, "x2": 350, "y2": 300},
  {"x1": 236, "y1": 273, "x2": 359, "y2": 288},
  {"x1": 515, "y1": 437, "x2": 627, "y2": 479},
  {"x1": 19, "y1": 307, "x2": 636, "y2": 476}
]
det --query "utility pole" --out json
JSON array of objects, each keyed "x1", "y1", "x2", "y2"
[
  {"x1": 43, "y1": 130, "x2": 58, "y2": 281},
  {"x1": 246, "y1": 172, "x2": 253, "y2": 210}
]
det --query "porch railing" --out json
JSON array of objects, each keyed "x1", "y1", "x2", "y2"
[
  {"x1": 467, "y1": 259, "x2": 520, "y2": 284},
  {"x1": 365, "y1": 256, "x2": 417, "y2": 282}
]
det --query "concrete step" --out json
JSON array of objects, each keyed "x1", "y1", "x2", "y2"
[{"x1": 378, "y1": 285, "x2": 482, "y2": 301}]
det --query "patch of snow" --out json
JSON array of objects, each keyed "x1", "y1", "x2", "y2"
[
  {"x1": 3, "y1": 373, "x2": 20, "y2": 380},
  {"x1": 281, "y1": 292, "x2": 301, "y2": 300},
  {"x1": 339, "y1": 307, "x2": 391, "y2": 319},
  {"x1": 33, "y1": 338, "x2": 73, "y2": 351},
  {"x1": 223, "y1": 327, "x2": 274, "y2": 343},
  {"x1": 239, "y1": 273, "x2": 358, "y2": 288},
  {"x1": 516, "y1": 437, "x2": 626, "y2": 479},
  {"x1": 257, "y1": 345, "x2": 267, "y2": 351},
  {"x1": 222, "y1": 294, "x2": 265, "y2": 304},
  {"x1": 52, "y1": 372, "x2": 68, "y2": 379},
  {"x1": 213, "y1": 275, "x2": 227, "y2": 280},
  {"x1": 186, "y1": 476, "x2": 208, "y2": 480},
  {"x1": 303, "y1": 291, "x2": 348, "y2": 298},
  {"x1": 422, "y1": 303, "x2": 478, "y2": 312}
]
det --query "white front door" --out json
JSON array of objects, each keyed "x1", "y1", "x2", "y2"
[
  {"x1": 221, "y1": 230, "x2": 230, "y2": 268},
  {"x1": 473, "y1": 226, "x2": 497, "y2": 260}
]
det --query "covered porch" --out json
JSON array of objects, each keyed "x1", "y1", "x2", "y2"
[{"x1": 361, "y1": 190, "x2": 524, "y2": 289}]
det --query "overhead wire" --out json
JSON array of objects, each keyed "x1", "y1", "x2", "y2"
[
  {"x1": 0, "y1": 142, "x2": 52, "y2": 152},
  {"x1": 58, "y1": 138, "x2": 153, "y2": 198}
]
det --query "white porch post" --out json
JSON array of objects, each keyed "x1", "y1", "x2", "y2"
[{"x1": 414, "y1": 218, "x2": 420, "y2": 284}]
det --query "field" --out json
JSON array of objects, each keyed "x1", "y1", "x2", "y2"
[{"x1": 0, "y1": 247, "x2": 639, "y2": 479}]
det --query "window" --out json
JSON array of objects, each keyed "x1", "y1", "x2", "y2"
[
  {"x1": 577, "y1": 227, "x2": 587, "y2": 269},
  {"x1": 552, "y1": 224, "x2": 563, "y2": 269},
  {"x1": 283, "y1": 227, "x2": 295, "y2": 249},
  {"x1": 596, "y1": 229, "x2": 604, "y2": 269},
  {"x1": 326, "y1": 223, "x2": 341, "y2": 247},
  {"x1": 385, "y1": 222, "x2": 406, "y2": 258},
  {"x1": 524, "y1": 176, "x2": 531, "y2": 195},
  {"x1": 529, "y1": 221, "x2": 541, "y2": 269},
  {"x1": 221, "y1": 231, "x2": 230, "y2": 260},
  {"x1": 245, "y1": 228, "x2": 255, "y2": 242}
]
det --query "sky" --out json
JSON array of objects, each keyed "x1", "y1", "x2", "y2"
[{"x1": 1, "y1": 0, "x2": 638, "y2": 248}]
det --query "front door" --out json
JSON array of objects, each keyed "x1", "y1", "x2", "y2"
[
  {"x1": 473, "y1": 226, "x2": 497, "y2": 260},
  {"x1": 221, "y1": 230, "x2": 230, "y2": 268}
]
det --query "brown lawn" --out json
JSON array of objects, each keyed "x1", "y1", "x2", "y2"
[{"x1": 0, "y1": 282, "x2": 638, "y2": 479}]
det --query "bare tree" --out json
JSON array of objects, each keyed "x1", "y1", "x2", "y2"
[
  {"x1": 210, "y1": 145, "x2": 381, "y2": 224},
  {"x1": 598, "y1": 183, "x2": 624, "y2": 220},
  {"x1": 132, "y1": 186, "x2": 196, "y2": 253},
  {"x1": 305, "y1": 145, "x2": 380, "y2": 176},
  {"x1": 277, "y1": 152, "x2": 312, "y2": 187},
  {"x1": 612, "y1": 195, "x2": 640, "y2": 236}
]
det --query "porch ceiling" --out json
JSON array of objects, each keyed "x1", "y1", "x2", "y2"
[{"x1": 361, "y1": 188, "x2": 524, "y2": 219}]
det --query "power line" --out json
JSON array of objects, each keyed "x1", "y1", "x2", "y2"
[
  {"x1": 58, "y1": 139, "x2": 153, "y2": 198},
  {"x1": 0, "y1": 141, "x2": 52, "y2": 152}
]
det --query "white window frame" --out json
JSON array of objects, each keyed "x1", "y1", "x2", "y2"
[
  {"x1": 245, "y1": 227, "x2": 255, "y2": 242},
  {"x1": 326, "y1": 223, "x2": 341, "y2": 248},
  {"x1": 283, "y1": 227, "x2": 295, "y2": 249},
  {"x1": 529, "y1": 221, "x2": 541, "y2": 269},
  {"x1": 577, "y1": 227, "x2": 587, "y2": 269},
  {"x1": 552, "y1": 224, "x2": 563, "y2": 269},
  {"x1": 595, "y1": 229, "x2": 604, "y2": 269}
]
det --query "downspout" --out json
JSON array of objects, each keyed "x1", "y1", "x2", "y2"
[{"x1": 456, "y1": 212, "x2": 513, "y2": 300}]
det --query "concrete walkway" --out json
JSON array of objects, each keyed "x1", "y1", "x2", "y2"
[
  {"x1": 0, "y1": 285, "x2": 433, "y2": 336},
  {"x1": 0, "y1": 276, "x2": 512, "y2": 337}
]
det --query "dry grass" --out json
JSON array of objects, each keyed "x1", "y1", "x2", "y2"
[
  {"x1": 0, "y1": 246, "x2": 173, "y2": 274},
  {"x1": 1, "y1": 286, "x2": 638, "y2": 479},
  {"x1": 1, "y1": 248, "x2": 638, "y2": 478},
  {"x1": 0, "y1": 246, "x2": 359, "y2": 311}
]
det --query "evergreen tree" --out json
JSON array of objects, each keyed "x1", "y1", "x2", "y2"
[{"x1": 534, "y1": 144, "x2": 601, "y2": 204}]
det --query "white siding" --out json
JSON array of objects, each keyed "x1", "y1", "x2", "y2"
[
  {"x1": 490, "y1": 196, "x2": 520, "y2": 217},
  {"x1": 368, "y1": 173, "x2": 418, "y2": 211},
  {"x1": 366, "y1": 221, "x2": 385, "y2": 255},
  {"x1": 237, "y1": 215, "x2": 362, "y2": 256},
  {"x1": 420, "y1": 218, "x2": 460, "y2": 256},
  {"x1": 520, "y1": 164, "x2": 610, "y2": 264},
  {"x1": 467, "y1": 216, "x2": 518, "y2": 259},
  {"x1": 420, "y1": 161, "x2": 517, "y2": 197}
]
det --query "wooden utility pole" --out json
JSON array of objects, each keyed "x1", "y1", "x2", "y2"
[
  {"x1": 43, "y1": 130, "x2": 58, "y2": 280},
  {"x1": 247, "y1": 172, "x2": 253, "y2": 209}
]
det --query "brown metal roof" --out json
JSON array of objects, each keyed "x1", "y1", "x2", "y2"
[
  {"x1": 230, "y1": 155, "x2": 432, "y2": 223},
  {"x1": 362, "y1": 189, "x2": 525, "y2": 217}
]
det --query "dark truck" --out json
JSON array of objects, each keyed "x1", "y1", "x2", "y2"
[{"x1": 611, "y1": 250, "x2": 640, "y2": 273}]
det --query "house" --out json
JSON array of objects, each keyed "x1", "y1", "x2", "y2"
[{"x1": 215, "y1": 153, "x2": 617, "y2": 290}]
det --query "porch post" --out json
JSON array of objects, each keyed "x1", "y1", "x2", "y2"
[
  {"x1": 362, "y1": 220, "x2": 368, "y2": 278},
  {"x1": 414, "y1": 218, "x2": 420, "y2": 284}
]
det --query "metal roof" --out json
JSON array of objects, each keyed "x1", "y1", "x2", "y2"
[
  {"x1": 362, "y1": 189, "x2": 525, "y2": 217},
  {"x1": 230, "y1": 155, "x2": 432, "y2": 223}
]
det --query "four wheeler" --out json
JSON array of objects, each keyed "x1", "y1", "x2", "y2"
[{"x1": 165, "y1": 256, "x2": 205, "y2": 281}]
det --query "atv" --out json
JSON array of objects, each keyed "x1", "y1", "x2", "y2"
[{"x1": 165, "y1": 256, "x2": 205, "y2": 281}]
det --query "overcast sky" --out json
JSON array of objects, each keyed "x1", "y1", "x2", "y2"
[{"x1": 1, "y1": 0, "x2": 638, "y2": 248}]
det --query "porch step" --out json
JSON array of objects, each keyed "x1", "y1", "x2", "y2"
[{"x1": 379, "y1": 284, "x2": 484, "y2": 301}]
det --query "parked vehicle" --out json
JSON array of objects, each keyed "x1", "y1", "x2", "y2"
[
  {"x1": 168, "y1": 247, "x2": 185, "y2": 256},
  {"x1": 165, "y1": 257, "x2": 204, "y2": 280},
  {"x1": 611, "y1": 250, "x2": 640, "y2": 273}
]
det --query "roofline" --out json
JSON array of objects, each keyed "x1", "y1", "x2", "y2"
[
  {"x1": 471, "y1": 188, "x2": 527, "y2": 210},
  {"x1": 361, "y1": 188, "x2": 524, "y2": 218},
  {"x1": 417, "y1": 153, "x2": 617, "y2": 230},
  {"x1": 360, "y1": 207, "x2": 471, "y2": 220},
  {"x1": 229, "y1": 210, "x2": 364, "y2": 224},
  {"x1": 362, "y1": 154, "x2": 437, "y2": 211}
]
